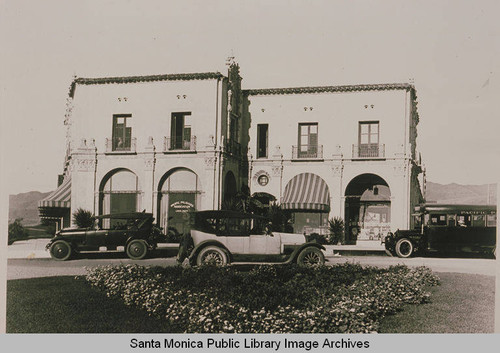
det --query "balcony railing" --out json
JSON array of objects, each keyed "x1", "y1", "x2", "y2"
[
  {"x1": 106, "y1": 137, "x2": 137, "y2": 153},
  {"x1": 352, "y1": 144, "x2": 385, "y2": 159},
  {"x1": 292, "y1": 144, "x2": 323, "y2": 159},
  {"x1": 164, "y1": 135, "x2": 197, "y2": 152}
]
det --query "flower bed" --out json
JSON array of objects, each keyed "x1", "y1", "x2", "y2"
[{"x1": 84, "y1": 263, "x2": 439, "y2": 333}]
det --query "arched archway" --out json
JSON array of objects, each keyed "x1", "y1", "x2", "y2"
[
  {"x1": 344, "y1": 173, "x2": 391, "y2": 244},
  {"x1": 99, "y1": 168, "x2": 141, "y2": 216},
  {"x1": 223, "y1": 171, "x2": 237, "y2": 204},
  {"x1": 157, "y1": 168, "x2": 200, "y2": 235}
]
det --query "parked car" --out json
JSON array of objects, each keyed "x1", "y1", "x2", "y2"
[
  {"x1": 46, "y1": 212, "x2": 161, "y2": 260},
  {"x1": 384, "y1": 204, "x2": 496, "y2": 258},
  {"x1": 181, "y1": 210, "x2": 326, "y2": 266}
]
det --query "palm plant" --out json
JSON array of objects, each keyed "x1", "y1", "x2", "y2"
[
  {"x1": 73, "y1": 208, "x2": 95, "y2": 228},
  {"x1": 328, "y1": 217, "x2": 345, "y2": 245}
]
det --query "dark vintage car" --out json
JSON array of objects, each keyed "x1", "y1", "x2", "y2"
[
  {"x1": 179, "y1": 210, "x2": 326, "y2": 266},
  {"x1": 384, "y1": 204, "x2": 496, "y2": 258},
  {"x1": 46, "y1": 212, "x2": 161, "y2": 260}
]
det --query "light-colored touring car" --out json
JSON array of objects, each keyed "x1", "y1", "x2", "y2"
[{"x1": 180, "y1": 210, "x2": 326, "y2": 266}]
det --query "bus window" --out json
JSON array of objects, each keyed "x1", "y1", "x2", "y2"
[
  {"x1": 430, "y1": 214, "x2": 447, "y2": 226},
  {"x1": 457, "y1": 215, "x2": 471, "y2": 227},
  {"x1": 486, "y1": 214, "x2": 496, "y2": 227},
  {"x1": 472, "y1": 215, "x2": 485, "y2": 227},
  {"x1": 447, "y1": 214, "x2": 456, "y2": 227}
]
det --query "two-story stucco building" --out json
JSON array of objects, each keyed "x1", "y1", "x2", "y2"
[
  {"x1": 39, "y1": 61, "x2": 423, "y2": 243},
  {"x1": 39, "y1": 63, "x2": 247, "y2": 234},
  {"x1": 243, "y1": 84, "x2": 423, "y2": 242}
]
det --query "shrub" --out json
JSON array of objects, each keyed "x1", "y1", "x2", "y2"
[
  {"x1": 72, "y1": 208, "x2": 94, "y2": 228},
  {"x1": 8, "y1": 218, "x2": 29, "y2": 245},
  {"x1": 328, "y1": 217, "x2": 345, "y2": 244},
  {"x1": 85, "y1": 263, "x2": 440, "y2": 333}
]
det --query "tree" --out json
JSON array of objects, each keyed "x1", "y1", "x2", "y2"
[
  {"x1": 72, "y1": 208, "x2": 95, "y2": 228},
  {"x1": 8, "y1": 218, "x2": 29, "y2": 245}
]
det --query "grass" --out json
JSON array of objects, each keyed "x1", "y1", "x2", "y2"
[
  {"x1": 379, "y1": 272, "x2": 495, "y2": 333},
  {"x1": 6, "y1": 276, "x2": 174, "y2": 333},
  {"x1": 6, "y1": 271, "x2": 495, "y2": 333}
]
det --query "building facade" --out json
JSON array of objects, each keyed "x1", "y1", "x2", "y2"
[
  {"x1": 40, "y1": 62, "x2": 423, "y2": 243},
  {"x1": 243, "y1": 84, "x2": 423, "y2": 242}
]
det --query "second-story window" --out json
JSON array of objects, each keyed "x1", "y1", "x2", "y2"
[
  {"x1": 170, "y1": 112, "x2": 192, "y2": 150},
  {"x1": 112, "y1": 114, "x2": 132, "y2": 151},
  {"x1": 257, "y1": 124, "x2": 268, "y2": 158},
  {"x1": 358, "y1": 121, "x2": 379, "y2": 157},
  {"x1": 298, "y1": 123, "x2": 318, "y2": 158}
]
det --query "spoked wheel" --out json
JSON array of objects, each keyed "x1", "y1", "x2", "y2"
[
  {"x1": 297, "y1": 247, "x2": 325, "y2": 266},
  {"x1": 395, "y1": 238, "x2": 414, "y2": 258},
  {"x1": 49, "y1": 240, "x2": 72, "y2": 261},
  {"x1": 126, "y1": 239, "x2": 148, "y2": 260},
  {"x1": 196, "y1": 246, "x2": 228, "y2": 266}
]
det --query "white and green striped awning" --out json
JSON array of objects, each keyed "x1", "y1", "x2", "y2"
[
  {"x1": 282, "y1": 173, "x2": 330, "y2": 212},
  {"x1": 38, "y1": 178, "x2": 71, "y2": 208}
]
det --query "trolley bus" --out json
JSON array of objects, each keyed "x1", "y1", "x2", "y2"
[{"x1": 384, "y1": 204, "x2": 496, "y2": 258}]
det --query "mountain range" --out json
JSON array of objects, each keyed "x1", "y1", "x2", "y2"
[{"x1": 7, "y1": 182, "x2": 498, "y2": 226}]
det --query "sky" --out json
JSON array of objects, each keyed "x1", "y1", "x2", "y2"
[{"x1": 1, "y1": 0, "x2": 499, "y2": 195}]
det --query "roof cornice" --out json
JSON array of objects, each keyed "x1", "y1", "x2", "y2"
[
  {"x1": 69, "y1": 72, "x2": 224, "y2": 97},
  {"x1": 244, "y1": 83, "x2": 415, "y2": 96}
]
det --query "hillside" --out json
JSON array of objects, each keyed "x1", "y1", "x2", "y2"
[
  {"x1": 425, "y1": 182, "x2": 497, "y2": 205},
  {"x1": 9, "y1": 191, "x2": 52, "y2": 225}
]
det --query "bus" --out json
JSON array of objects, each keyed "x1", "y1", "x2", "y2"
[{"x1": 384, "y1": 204, "x2": 496, "y2": 258}]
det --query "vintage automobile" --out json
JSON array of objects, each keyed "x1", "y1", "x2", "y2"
[
  {"x1": 181, "y1": 210, "x2": 326, "y2": 266},
  {"x1": 384, "y1": 204, "x2": 496, "y2": 258},
  {"x1": 46, "y1": 212, "x2": 161, "y2": 261}
]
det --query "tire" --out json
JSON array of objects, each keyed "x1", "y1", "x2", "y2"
[
  {"x1": 196, "y1": 246, "x2": 228, "y2": 266},
  {"x1": 49, "y1": 240, "x2": 72, "y2": 261},
  {"x1": 126, "y1": 239, "x2": 148, "y2": 260},
  {"x1": 395, "y1": 238, "x2": 414, "y2": 258},
  {"x1": 297, "y1": 246, "x2": 325, "y2": 266}
]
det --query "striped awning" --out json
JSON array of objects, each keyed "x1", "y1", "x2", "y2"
[
  {"x1": 282, "y1": 173, "x2": 330, "y2": 211},
  {"x1": 38, "y1": 178, "x2": 71, "y2": 208}
]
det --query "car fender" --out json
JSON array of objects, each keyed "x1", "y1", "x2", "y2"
[
  {"x1": 285, "y1": 242, "x2": 326, "y2": 264},
  {"x1": 126, "y1": 236, "x2": 155, "y2": 250},
  {"x1": 189, "y1": 240, "x2": 233, "y2": 265},
  {"x1": 390, "y1": 230, "x2": 424, "y2": 253},
  {"x1": 46, "y1": 237, "x2": 78, "y2": 253}
]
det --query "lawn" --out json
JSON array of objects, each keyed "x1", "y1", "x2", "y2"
[
  {"x1": 378, "y1": 272, "x2": 495, "y2": 333},
  {"x1": 6, "y1": 268, "x2": 494, "y2": 333},
  {"x1": 6, "y1": 276, "x2": 174, "y2": 333}
]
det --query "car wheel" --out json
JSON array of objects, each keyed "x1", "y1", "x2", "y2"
[
  {"x1": 196, "y1": 246, "x2": 228, "y2": 266},
  {"x1": 297, "y1": 247, "x2": 325, "y2": 266},
  {"x1": 126, "y1": 239, "x2": 148, "y2": 260},
  {"x1": 49, "y1": 240, "x2": 72, "y2": 261},
  {"x1": 395, "y1": 238, "x2": 413, "y2": 258}
]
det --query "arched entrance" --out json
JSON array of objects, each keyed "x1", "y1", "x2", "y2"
[
  {"x1": 344, "y1": 173, "x2": 391, "y2": 244},
  {"x1": 158, "y1": 168, "x2": 200, "y2": 236},
  {"x1": 223, "y1": 171, "x2": 237, "y2": 204},
  {"x1": 282, "y1": 173, "x2": 330, "y2": 235},
  {"x1": 99, "y1": 169, "x2": 141, "y2": 216}
]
